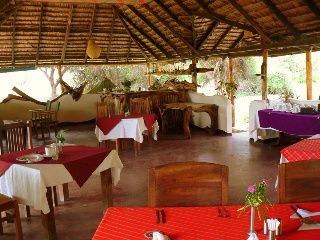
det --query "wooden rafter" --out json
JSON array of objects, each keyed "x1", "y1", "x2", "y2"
[
  {"x1": 192, "y1": 15, "x2": 197, "y2": 48},
  {"x1": 143, "y1": 4, "x2": 198, "y2": 55},
  {"x1": 196, "y1": 21, "x2": 218, "y2": 50},
  {"x1": 11, "y1": 10, "x2": 16, "y2": 66},
  {"x1": 106, "y1": 8, "x2": 116, "y2": 63},
  {"x1": 84, "y1": 4, "x2": 97, "y2": 63},
  {"x1": 127, "y1": 5, "x2": 178, "y2": 55},
  {"x1": 230, "y1": 32, "x2": 244, "y2": 49},
  {"x1": 61, "y1": 4, "x2": 73, "y2": 63},
  {"x1": 261, "y1": 0, "x2": 300, "y2": 38},
  {"x1": 154, "y1": 0, "x2": 192, "y2": 33},
  {"x1": 115, "y1": 6, "x2": 170, "y2": 58},
  {"x1": 212, "y1": 26, "x2": 232, "y2": 50},
  {"x1": 227, "y1": 0, "x2": 272, "y2": 42},
  {"x1": 302, "y1": 0, "x2": 320, "y2": 19},
  {"x1": 173, "y1": 0, "x2": 194, "y2": 16},
  {"x1": 194, "y1": 0, "x2": 257, "y2": 34},
  {"x1": 36, "y1": 3, "x2": 43, "y2": 65},
  {"x1": 126, "y1": 38, "x2": 132, "y2": 62},
  {"x1": 113, "y1": 5, "x2": 152, "y2": 60}
]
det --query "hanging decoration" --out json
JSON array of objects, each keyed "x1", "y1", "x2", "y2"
[{"x1": 86, "y1": 39, "x2": 102, "y2": 59}]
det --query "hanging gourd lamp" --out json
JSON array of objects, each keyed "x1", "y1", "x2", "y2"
[{"x1": 86, "y1": 39, "x2": 102, "y2": 59}]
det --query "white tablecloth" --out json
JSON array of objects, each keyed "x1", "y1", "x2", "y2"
[
  {"x1": 0, "y1": 150, "x2": 123, "y2": 214},
  {"x1": 95, "y1": 117, "x2": 159, "y2": 143}
]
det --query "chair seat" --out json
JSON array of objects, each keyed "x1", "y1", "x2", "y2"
[{"x1": 0, "y1": 193, "x2": 12, "y2": 205}]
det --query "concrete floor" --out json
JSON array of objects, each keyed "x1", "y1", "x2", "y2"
[{"x1": 2, "y1": 122, "x2": 282, "y2": 240}]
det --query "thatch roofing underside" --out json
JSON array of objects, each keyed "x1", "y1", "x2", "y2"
[{"x1": 1, "y1": 0, "x2": 320, "y2": 68}]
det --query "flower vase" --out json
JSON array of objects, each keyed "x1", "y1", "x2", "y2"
[
  {"x1": 248, "y1": 206, "x2": 256, "y2": 234},
  {"x1": 57, "y1": 142, "x2": 64, "y2": 155}
]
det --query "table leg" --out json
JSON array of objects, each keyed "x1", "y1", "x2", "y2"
[
  {"x1": 183, "y1": 106, "x2": 192, "y2": 139},
  {"x1": 58, "y1": 183, "x2": 69, "y2": 202},
  {"x1": 41, "y1": 187, "x2": 56, "y2": 240},
  {"x1": 100, "y1": 169, "x2": 113, "y2": 212}
]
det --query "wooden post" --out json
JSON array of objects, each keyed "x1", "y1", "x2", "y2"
[
  {"x1": 147, "y1": 63, "x2": 152, "y2": 88},
  {"x1": 261, "y1": 49, "x2": 268, "y2": 100},
  {"x1": 229, "y1": 57, "x2": 235, "y2": 127},
  {"x1": 306, "y1": 49, "x2": 312, "y2": 100},
  {"x1": 192, "y1": 58, "x2": 197, "y2": 92}
]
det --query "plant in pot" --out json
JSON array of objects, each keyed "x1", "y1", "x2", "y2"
[{"x1": 121, "y1": 79, "x2": 132, "y2": 92}]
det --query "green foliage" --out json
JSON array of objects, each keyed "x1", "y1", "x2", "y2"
[
  {"x1": 268, "y1": 72, "x2": 290, "y2": 94},
  {"x1": 215, "y1": 80, "x2": 238, "y2": 99},
  {"x1": 87, "y1": 77, "x2": 115, "y2": 94},
  {"x1": 55, "y1": 130, "x2": 66, "y2": 143}
]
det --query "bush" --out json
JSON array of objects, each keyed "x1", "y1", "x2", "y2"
[{"x1": 268, "y1": 72, "x2": 291, "y2": 94}]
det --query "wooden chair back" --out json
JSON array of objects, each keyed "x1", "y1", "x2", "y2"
[
  {"x1": 278, "y1": 160, "x2": 320, "y2": 203},
  {"x1": 96, "y1": 100, "x2": 116, "y2": 119},
  {"x1": 159, "y1": 92, "x2": 180, "y2": 107},
  {"x1": 0, "y1": 193, "x2": 23, "y2": 239},
  {"x1": 0, "y1": 121, "x2": 32, "y2": 154},
  {"x1": 148, "y1": 161, "x2": 229, "y2": 207},
  {"x1": 130, "y1": 97, "x2": 151, "y2": 114}
]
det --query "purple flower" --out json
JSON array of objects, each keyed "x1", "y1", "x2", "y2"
[{"x1": 248, "y1": 185, "x2": 255, "y2": 193}]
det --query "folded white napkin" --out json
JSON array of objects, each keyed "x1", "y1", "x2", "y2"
[
  {"x1": 308, "y1": 134, "x2": 320, "y2": 139},
  {"x1": 152, "y1": 231, "x2": 170, "y2": 240},
  {"x1": 290, "y1": 208, "x2": 320, "y2": 219},
  {"x1": 298, "y1": 223, "x2": 320, "y2": 231},
  {"x1": 247, "y1": 233, "x2": 259, "y2": 240}
]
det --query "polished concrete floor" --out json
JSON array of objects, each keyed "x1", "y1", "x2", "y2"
[{"x1": 2, "y1": 122, "x2": 282, "y2": 240}]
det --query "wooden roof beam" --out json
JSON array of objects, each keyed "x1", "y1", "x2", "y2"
[
  {"x1": 154, "y1": 0, "x2": 192, "y2": 33},
  {"x1": 301, "y1": 0, "x2": 320, "y2": 19},
  {"x1": 194, "y1": 0, "x2": 257, "y2": 34},
  {"x1": 114, "y1": 6, "x2": 153, "y2": 61},
  {"x1": 173, "y1": 0, "x2": 195, "y2": 16},
  {"x1": 230, "y1": 32, "x2": 244, "y2": 49},
  {"x1": 212, "y1": 26, "x2": 232, "y2": 51},
  {"x1": 261, "y1": 0, "x2": 300, "y2": 38},
  {"x1": 11, "y1": 10, "x2": 16, "y2": 66},
  {"x1": 143, "y1": 4, "x2": 198, "y2": 55},
  {"x1": 114, "y1": 6, "x2": 169, "y2": 58},
  {"x1": 106, "y1": 8, "x2": 116, "y2": 62},
  {"x1": 126, "y1": 38, "x2": 132, "y2": 62},
  {"x1": 84, "y1": 4, "x2": 97, "y2": 63},
  {"x1": 227, "y1": 0, "x2": 272, "y2": 43},
  {"x1": 36, "y1": 3, "x2": 44, "y2": 65},
  {"x1": 127, "y1": 5, "x2": 178, "y2": 55},
  {"x1": 197, "y1": 21, "x2": 219, "y2": 50},
  {"x1": 61, "y1": 4, "x2": 73, "y2": 63}
]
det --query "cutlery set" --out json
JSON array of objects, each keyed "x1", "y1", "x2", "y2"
[
  {"x1": 290, "y1": 205, "x2": 320, "y2": 224},
  {"x1": 156, "y1": 209, "x2": 166, "y2": 224}
]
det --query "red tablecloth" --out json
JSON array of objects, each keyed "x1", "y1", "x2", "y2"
[
  {"x1": 280, "y1": 139, "x2": 320, "y2": 162},
  {"x1": 97, "y1": 113, "x2": 157, "y2": 135},
  {"x1": 0, "y1": 145, "x2": 111, "y2": 187},
  {"x1": 92, "y1": 202, "x2": 320, "y2": 240}
]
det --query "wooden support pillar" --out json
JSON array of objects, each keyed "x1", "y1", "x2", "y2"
[
  {"x1": 192, "y1": 58, "x2": 197, "y2": 92},
  {"x1": 261, "y1": 49, "x2": 268, "y2": 100},
  {"x1": 306, "y1": 49, "x2": 312, "y2": 100},
  {"x1": 147, "y1": 63, "x2": 152, "y2": 88},
  {"x1": 229, "y1": 57, "x2": 235, "y2": 127}
]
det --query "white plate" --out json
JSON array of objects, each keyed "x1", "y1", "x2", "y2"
[{"x1": 16, "y1": 154, "x2": 44, "y2": 163}]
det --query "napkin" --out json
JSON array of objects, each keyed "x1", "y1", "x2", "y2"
[
  {"x1": 290, "y1": 208, "x2": 320, "y2": 219},
  {"x1": 298, "y1": 223, "x2": 320, "y2": 231},
  {"x1": 152, "y1": 231, "x2": 170, "y2": 240},
  {"x1": 308, "y1": 134, "x2": 320, "y2": 139},
  {"x1": 247, "y1": 233, "x2": 259, "y2": 240}
]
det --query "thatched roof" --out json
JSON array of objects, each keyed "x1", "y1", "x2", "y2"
[{"x1": 1, "y1": 0, "x2": 320, "y2": 68}]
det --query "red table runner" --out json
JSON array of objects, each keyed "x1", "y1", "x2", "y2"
[
  {"x1": 0, "y1": 145, "x2": 111, "y2": 187},
  {"x1": 97, "y1": 113, "x2": 157, "y2": 135},
  {"x1": 92, "y1": 202, "x2": 320, "y2": 240},
  {"x1": 280, "y1": 139, "x2": 320, "y2": 162}
]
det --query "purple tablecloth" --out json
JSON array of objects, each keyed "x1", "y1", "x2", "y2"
[{"x1": 258, "y1": 109, "x2": 320, "y2": 136}]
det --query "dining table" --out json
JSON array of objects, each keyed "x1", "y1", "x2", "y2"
[
  {"x1": 95, "y1": 113, "x2": 159, "y2": 155},
  {"x1": 92, "y1": 202, "x2": 320, "y2": 240},
  {"x1": 0, "y1": 145, "x2": 123, "y2": 240}
]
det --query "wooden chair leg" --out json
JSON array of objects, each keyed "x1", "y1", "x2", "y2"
[
  {"x1": 0, "y1": 219, "x2": 3, "y2": 235},
  {"x1": 25, "y1": 206, "x2": 31, "y2": 220},
  {"x1": 53, "y1": 186, "x2": 58, "y2": 206},
  {"x1": 13, "y1": 201, "x2": 23, "y2": 240}
]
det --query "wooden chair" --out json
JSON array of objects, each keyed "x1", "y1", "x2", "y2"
[
  {"x1": 129, "y1": 97, "x2": 151, "y2": 114},
  {"x1": 0, "y1": 193, "x2": 23, "y2": 240},
  {"x1": 278, "y1": 160, "x2": 320, "y2": 203},
  {"x1": 0, "y1": 121, "x2": 32, "y2": 155},
  {"x1": 148, "y1": 162, "x2": 229, "y2": 207}
]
